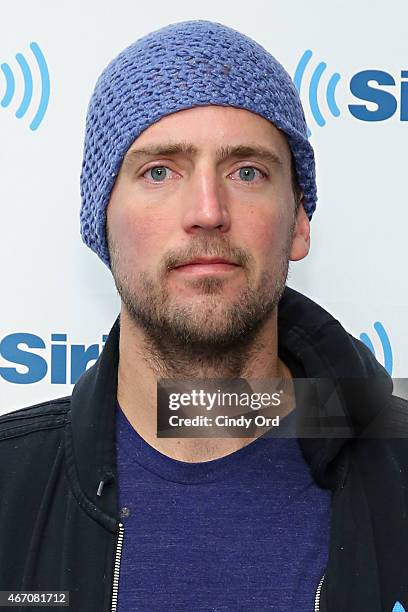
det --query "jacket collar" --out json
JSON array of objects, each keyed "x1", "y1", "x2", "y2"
[
  {"x1": 68, "y1": 285, "x2": 394, "y2": 519},
  {"x1": 277, "y1": 287, "x2": 393, "y2": 487}
]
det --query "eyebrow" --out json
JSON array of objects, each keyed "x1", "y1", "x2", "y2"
[{"x1": 122, "y1": 141, "x2": 283, "y2": 168}]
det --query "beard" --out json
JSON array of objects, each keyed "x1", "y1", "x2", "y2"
[{"x1": 108, "y1": 226, "x2": 294, "y2": 379}]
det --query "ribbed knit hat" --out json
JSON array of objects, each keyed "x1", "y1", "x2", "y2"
[{"x1": 80, "y1": 19, "x2": 317, "y2": 268}]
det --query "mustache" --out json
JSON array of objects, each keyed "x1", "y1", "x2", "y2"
[
  {"x1": 164, "y1": 235, "x2": 251, "y2": 270},
  {"x1": 165, "y1": 247, "x2": 250, "y2": 270}
]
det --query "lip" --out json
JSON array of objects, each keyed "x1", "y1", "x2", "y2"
[
  {"x1": 174, "y1": 258, "x2": 237, "y2": 267},
  {"x1": 172, "y1": 262, "x2": 240, "y2": 275}
]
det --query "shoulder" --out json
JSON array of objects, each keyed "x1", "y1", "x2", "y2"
[
  {"x1": 0, "y1": 396, "x2": 70, "y2": 442},
  {"x1": 0, "y1": 398, "x2": 72, "y2": 529},
  {"x1": 352, "y1": 394, "x2": 408, "y2": 473}
]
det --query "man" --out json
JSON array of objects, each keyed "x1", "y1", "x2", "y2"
[{"x1": 1, "y1": 19, "x2": 407, "y2": 612}]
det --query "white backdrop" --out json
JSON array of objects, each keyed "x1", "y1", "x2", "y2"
[{"x1": 1, "y1": 0, "x2": 407, "y2": 414}]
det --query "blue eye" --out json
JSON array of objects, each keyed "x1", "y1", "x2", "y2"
[
  {"x1": 145, "y1": 166, "x2": 169, "y2": 181},
  {"x1": 239, "y1": 167, "x2": 256, "y2": 181},
  {"x1": 235, "y1": 167, "x2": 266, "y2": 182}
]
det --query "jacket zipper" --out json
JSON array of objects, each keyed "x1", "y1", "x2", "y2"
[
  {"x1": 314, "y1": 573, "x2": 325, "y2": 612},
  {"x1": 111, "y1": 522, "x2": 125, "y2": 612}
]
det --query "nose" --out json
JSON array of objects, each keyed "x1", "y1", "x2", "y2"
[{"x1": 181, "y1": 163, "x2": 231, "y2": 234}]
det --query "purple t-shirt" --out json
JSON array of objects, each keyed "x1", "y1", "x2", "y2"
[{"x1": 115, "y1": 361, "x2": 331, "y2": 611}]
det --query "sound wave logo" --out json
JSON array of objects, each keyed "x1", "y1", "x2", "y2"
[
  {"x1": 294, "y1": 49, "x2": 341, "y2": 135},
  {"x1": 1, "y1": 42, "x2": 50, "y2": 131},
  {"x1": 360, "y1": 321, "x2": 393, "y2": 375}
]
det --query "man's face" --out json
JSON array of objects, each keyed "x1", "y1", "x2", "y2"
[{"x1": 107, "y1": 105, "x2": 309, "y2": 350}]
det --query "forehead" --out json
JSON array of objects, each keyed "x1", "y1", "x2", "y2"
[{"x1": 125, "y1": 105, "x2": 292, "y2": 163}]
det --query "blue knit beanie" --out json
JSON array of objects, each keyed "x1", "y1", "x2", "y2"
[{"x1": 80, "y1": 19, "x2": 317, "y2": 268}]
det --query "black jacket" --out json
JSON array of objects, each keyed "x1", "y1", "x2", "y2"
[{"x1": 1, "y1": 286, "x2": 408, "y2": 612}]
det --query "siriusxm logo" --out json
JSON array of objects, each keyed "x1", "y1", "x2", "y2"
[
  {"x1": 294, "y1": 49, "x2": 408, "y2": 132},
  {"x1": 0, "y1": 333, "x2": 108, "y2": 385},
  {"x1": 1, "y1": 41, "x2": 50, "y2": 130},
  {"x1": 0, "y1": 322, "x2": 393, "y2": 385},
  {"x1": 360, "y1": 321, "x2": 393, "y2": 376}
]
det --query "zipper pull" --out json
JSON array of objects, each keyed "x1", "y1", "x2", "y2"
[
  {"x1": 96, "y1": 480, "x2": 105, "y2": 496},
  {"x1": 96, "y1": 469, "x2": 115, "y2": 497}
]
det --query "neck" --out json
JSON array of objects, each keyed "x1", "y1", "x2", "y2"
[{"x1": 117, "y1": 305, "x2": 294, "y2": 462}]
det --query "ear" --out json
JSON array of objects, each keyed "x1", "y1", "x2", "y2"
[{"x1": 289, "y1": 196, "x2": 310, "y2": 261}]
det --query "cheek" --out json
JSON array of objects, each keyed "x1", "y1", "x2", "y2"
[
  {"x1": 110, "y1": 202, "x2": 172, "y2": 262},
  {"x1": 238, "y1": 209, "x2": 286, "y2": 258}
]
